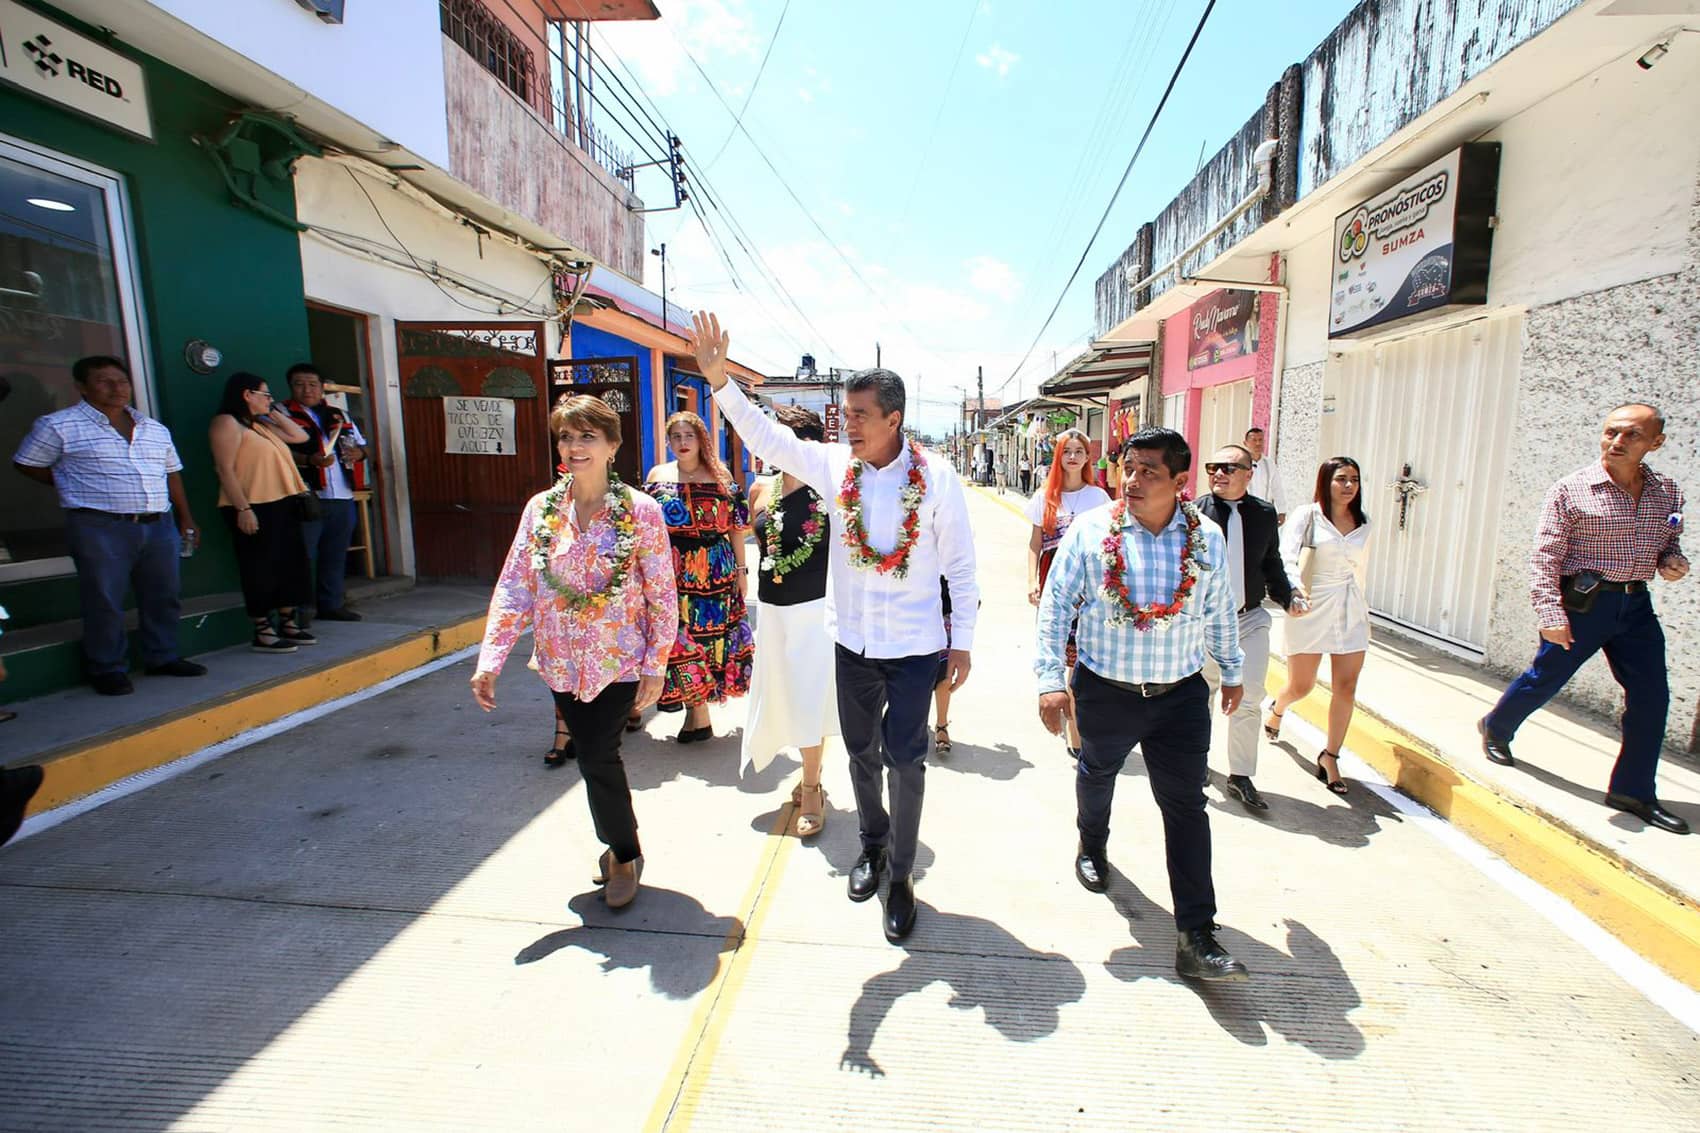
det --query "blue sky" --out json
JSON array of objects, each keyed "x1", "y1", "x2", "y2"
[{"x1": 599, "y1": 0, "x2": 1357, "y2": 434}]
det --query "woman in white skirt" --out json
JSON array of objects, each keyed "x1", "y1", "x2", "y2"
[
  {"x1": 1265, "y1": 456, "x2": 1372, "y2": 794},
  {"x1": 742, "y1": 405, "x2": 838, "y2": 837}
]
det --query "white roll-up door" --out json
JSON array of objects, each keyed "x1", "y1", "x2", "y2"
[{"x1": 1320, "y1": 312, "x2": 1523, "y2": 651}]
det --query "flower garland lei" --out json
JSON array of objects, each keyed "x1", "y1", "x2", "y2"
[
  {"x1": 759, "y1": 475, "x2": 825, "y2": 583},
  {"x1": 532, "y1": 473, "x2": 638, "y2": 612},
  {"x1": 838, "y1": 439, "x2": 927, "y2": 578},
  {"x1": 1100, "y1": 497, "x2": 1206, "y2": 629}
]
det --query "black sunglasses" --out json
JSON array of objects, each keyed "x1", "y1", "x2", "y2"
[{"x1": 1204, "y1": 462, "x2": 1251, "y2": 475}]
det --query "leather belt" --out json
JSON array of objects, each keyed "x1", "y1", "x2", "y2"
[
  {"x1": 71, "y1": 508, "x2": 167, "y2": 524},
  {"x1": 1597, "y1": 579, "x2": 1648, "y2": 594},
  {"x1": 1098, "y1": 670, "x2": 1200, "y2": 699}
]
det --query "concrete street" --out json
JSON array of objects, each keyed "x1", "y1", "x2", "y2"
[{"x1": 2, "y1": 486, "x2": 1697, "y2": 1131}]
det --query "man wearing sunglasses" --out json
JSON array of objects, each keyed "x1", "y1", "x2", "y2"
[{"x1": 1196, "y1": 444, "x2": 1303, "y2": 812}]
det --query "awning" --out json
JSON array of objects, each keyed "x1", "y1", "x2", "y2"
[{"x1": 1040, "y1": 341, "x2": 1153, "y2": 400}]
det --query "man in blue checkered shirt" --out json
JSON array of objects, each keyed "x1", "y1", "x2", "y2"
[{"x1": 1036, "y1": 427, "x2": 1249, "y2": 982}]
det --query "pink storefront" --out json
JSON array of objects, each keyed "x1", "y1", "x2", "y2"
[{"x1": 1159, "y1": 286, "x2": 1280, "y2": 494}]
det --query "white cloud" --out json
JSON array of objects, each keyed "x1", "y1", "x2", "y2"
[
  {"x1": 975, "y1": 44, "x2": 1019, "y2": 79},
  {"x1": 597, "y1": 0, "x2": 758, "y2": 99},
  {"x1": 797, "y1": 87, "x2": 814, "y2": 103},
  {"x1": 965, "y1": 255, "x2": 1021, "y2": 303}
]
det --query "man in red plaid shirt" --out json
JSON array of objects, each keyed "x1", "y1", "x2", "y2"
[{"x1": 1479, "y1": 404, "x2": 1690, "y2": 834}]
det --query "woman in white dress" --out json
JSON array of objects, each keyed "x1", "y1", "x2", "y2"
[
  {"x1": 741, "y1": 405, "x2": 838, "y2": 837},
  {"x1": 1025, "y1": 428, "x2": 1112, "y2": 758},
  {"x1": 1265, "y1": 456, "x2": 1372, "y2": 794}
]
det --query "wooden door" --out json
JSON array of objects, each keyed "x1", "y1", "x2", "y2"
[
  {"x1": 397, "y1": 322, "x2": 550, "y2": 582},
  {"x1": 547, "y1": 356, "x2": 643, "y2": 486}
]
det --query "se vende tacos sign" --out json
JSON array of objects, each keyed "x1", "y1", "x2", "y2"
[{"x1": 1328, "y1": 143, "x2": 1500, "y2": 339}]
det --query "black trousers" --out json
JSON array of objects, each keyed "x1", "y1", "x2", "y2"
[
  {"x1": 551, "y1": 681, "x2": 642, "y2": 863},
  {"x1": 1072, "y1": 666, "x2": 1216, "y2": 931},
  {"x1": 835, "y1": 645, "x2": 936, "y2": 879},
  {"x1": 220, "y1": 498, "x2": 310, "y2": 619}
]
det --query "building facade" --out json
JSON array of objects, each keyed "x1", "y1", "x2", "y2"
[{"x1": 1094, "y1": 0, "x2": 1700, "y2": 748}]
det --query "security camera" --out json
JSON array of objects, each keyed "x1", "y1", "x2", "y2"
[{"x1": 1638, "y1": 41, "x2": 1669, "y2": 69}]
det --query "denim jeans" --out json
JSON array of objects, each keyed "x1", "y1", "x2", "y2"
[
  {"x1": 63, "y1": 510, "x2": 183, "y2": 674},
  {"x1": 300, "y1": 496, "x2": 358, "y2": 613}
]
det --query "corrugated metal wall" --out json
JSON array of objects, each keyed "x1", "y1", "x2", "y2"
[{"x1": 1320, "y1": 311, "x2": 1523, "y2": 649}]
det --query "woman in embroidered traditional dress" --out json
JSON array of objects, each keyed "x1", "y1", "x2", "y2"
[
  {"x1": 471, "y1": 396, "x2": 677, "y2": 909},
  {"x1": 644, "y1": 411, "x2": 755, "y2": 744},
  {"x1": 1024, "y1": 429, "x2": 1110, "y2": 758},
  {"x1": 1264, "y1": 456, "x2": 1372, "y2": 795},
  {"x1": 742, "y1": 405, "x2": 837, "y2": 836}
]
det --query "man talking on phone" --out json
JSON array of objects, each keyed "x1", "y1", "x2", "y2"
[{"x1": 1479, "y1": 404, "x2": 1690, "y2": 834}]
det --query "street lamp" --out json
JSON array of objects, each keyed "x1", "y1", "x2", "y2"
[{"x1": 650, "y1": 243, "x2": 668, "y2": 332}]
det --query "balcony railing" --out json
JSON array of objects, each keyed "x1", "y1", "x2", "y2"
[{"x1": 439, "y1": 0, "x2": 639, "y2": 191}]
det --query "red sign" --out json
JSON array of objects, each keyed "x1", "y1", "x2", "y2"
[{"x1": 824, "y1": 403, "x2": 841, "y2": 443}]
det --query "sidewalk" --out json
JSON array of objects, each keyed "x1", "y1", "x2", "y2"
[
  {"x1": 971, "y1": 485, "x2": 1700, "y2": 988},
  {"x1": 2, "y1": 582, "x2": 490, "y2": 816}
]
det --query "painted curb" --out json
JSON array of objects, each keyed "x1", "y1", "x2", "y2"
[
  {"x1": 1269, "y1": 656, "x2": 1700, "y2": 992},
  {"x1": 21, "y1": 615, "x2": 487, "y2": 818}
]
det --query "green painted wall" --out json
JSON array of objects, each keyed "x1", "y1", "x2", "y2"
[{"x1": 1, "y1": 4, "x2": 310, "y2": 647}]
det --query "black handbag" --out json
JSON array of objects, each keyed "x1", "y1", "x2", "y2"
[{"x1": 295, "y1": 491, "x2": 323, "y2": 522}]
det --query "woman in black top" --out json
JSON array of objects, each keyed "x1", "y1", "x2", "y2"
[{"x1": 740, "y1": 405, "x2": 837, "y2": 837}]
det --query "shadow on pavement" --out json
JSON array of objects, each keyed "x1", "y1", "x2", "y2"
[
  {"x1": 931, "y1": 740, "x2": 1034, "y2": 781},
  {"x1": 514, "y1": 888, "x2": 741, "y2": 1000},
  {"x1": 1207, "y1": 768, "x2": 1403, "y2": 848},
  {"x1": 622, "y1": 725, "x2": 798, "y2": 795},
  {"x1": 839, "y1": 906, "x2": 1087, "y2": 1078},
  {"x1": 1103, "y1": 869, "x2": 1364, "y2": 1059}
]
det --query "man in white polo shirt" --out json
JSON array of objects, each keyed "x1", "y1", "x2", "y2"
[
  {"x1": 691, "y1": 312, "x2": 979, "y2": 944},
  {"x1": 13, "y1": 355, "x2": 206, "y2": 696}
]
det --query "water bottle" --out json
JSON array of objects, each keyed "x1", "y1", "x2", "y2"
[{"x1": 180, "y1": 527, "x2": 199, "y2": 559}]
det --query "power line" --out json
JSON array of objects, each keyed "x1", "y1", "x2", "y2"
[
  {"x1": 703, "y1": 0, "x2": 793, "y2": 169},
  {"x1": 894, "y1": 0, "x2": 979, "y2": 228},
  {"x1": 996, "y1": 0, "x2": 1217, "y2": 397}
]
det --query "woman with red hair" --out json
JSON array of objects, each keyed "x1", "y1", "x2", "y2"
[
  {"x1": 643, "y1": 410, "x2": 755, "y2": 743},
  {"x1": 1024, "y1": 428, "x2": 1111, "y2": 758}
]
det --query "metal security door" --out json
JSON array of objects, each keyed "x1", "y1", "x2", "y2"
[
  {"x1": 547, "y1": 356, "x2": 643, "y2": 485},
  {"x1": 1320, "y1": 312, "x2": 1522, "y2": 650},
  {"x1": 397, "y1": 322, "x2": 550, "y2": 582},
  {"x1": 1197, "y1": 378, "x2": 1254, "y2": 458}
]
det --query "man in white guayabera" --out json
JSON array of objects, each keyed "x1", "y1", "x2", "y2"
[{"x1": 689, "y1": 312, "x2": 979, "y2": 944}]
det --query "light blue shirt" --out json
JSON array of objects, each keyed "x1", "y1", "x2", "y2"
[
  {"x1": 1036, "y1": 500, "x2": 1243, "y2": 694},
  {"x1": 13, "y1": 400, "x2": 183, "y2": 514}
]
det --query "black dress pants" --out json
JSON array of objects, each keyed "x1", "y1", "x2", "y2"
[
  {"x1": 835, "y1": 645, "x2": 935, "y2": 880},
  {"x1": 1071, "y1": 666, "x2": 1216, "y2": 931},
  {"x1": 551, "y1": 681, "x2": 642, "y2": 863}
]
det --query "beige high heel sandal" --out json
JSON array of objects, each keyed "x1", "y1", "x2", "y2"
[{"x1": 791, "y1": 782, "x2": 826, "y2": 838}]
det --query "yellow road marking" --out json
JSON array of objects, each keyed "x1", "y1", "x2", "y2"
[
  {"x1": 23, "y1": 615, "x2": 487, "y2": 816},
  {"x1": 1267, "y1": 657, "x2": 1700, "y2": 990},
  {"x1": 643, "y1": 794, "x2": 800, "y2": 1132}
]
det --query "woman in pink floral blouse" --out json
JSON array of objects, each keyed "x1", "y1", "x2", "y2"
[{"x1": 471, "y1": 396, "x2": 678, "y2": 909}]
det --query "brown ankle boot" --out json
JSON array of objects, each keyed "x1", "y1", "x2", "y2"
[{"x1": 603, "y1": 854, "x2": 643, "y2": 908}]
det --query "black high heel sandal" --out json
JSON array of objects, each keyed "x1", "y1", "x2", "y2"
[
  {"x1": 1315, "y1": 750, "x2": 1348, "y2": 795},
  {"x1": 544, "y1": 717, "x2": 574, "y2": 767},
  {"x1": 1262, "y1": 699, "x2": 1284, "y2": 741}
]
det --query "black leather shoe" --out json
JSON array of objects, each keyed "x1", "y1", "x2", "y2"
[
  {"x1": 1225, "y1": 775, "x2": 1269, "y2": 812},
  {"x1": 317, "y1": 607, "x2": 363, "y2": 621},
  {"x1": 145, "y1": 658, "x2": 207, "y2": 677},
  {"x1": 1478, "y1": 717, "x2": 1515, "y2": 766},
  {"x1": 1075, "y1": 846, "x2": 1109, "y2": 893},
  {"x1": 0, "y1": 765, "x2": 45, "y2": 847},
  {"x1": 90, "y1": 672, "x2": 134, "y2": 696},
  {"x1": 883, "y1": 875, "x2": 917, "y2": 942},
  {"x1": 676, "y1": 725, "x2": 713, "y2": 744},
  {"x1": 1605, "y1": 793, "x2": 1691, "y2": 835},
  {"x1": 1175, "y1": 925, "x2": 1250, "y2": 982},
  {"x1": 847, "y1": 847, "x2": 885, "y2": 902}
]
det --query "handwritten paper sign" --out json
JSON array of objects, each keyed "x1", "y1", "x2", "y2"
[{"x1": 444, "y1": 397, "x2": 515, "y2": 456}]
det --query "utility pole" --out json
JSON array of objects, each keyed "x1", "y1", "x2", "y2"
[
  {"x1": 976, "y1": 365, "x2": 984, "y2": 433},
  {"x1": 875, "y1": 341, "x2": 882, "y2": 369},
  {"x1": 650, "y1": 243, "x2": 668, "y2": 331}
]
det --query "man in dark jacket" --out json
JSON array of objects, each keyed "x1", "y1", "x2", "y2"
[
  {"x1": 284, "y1": 363, "x2": 369, "y2": 623},
  {"x1": 1197, "y1": 444, "x2": 1305, "y2": 811}
]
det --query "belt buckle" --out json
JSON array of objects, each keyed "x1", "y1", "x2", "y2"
[{"x1": 1138, "y1": 681, "x2": 1158, "y2": 698}]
